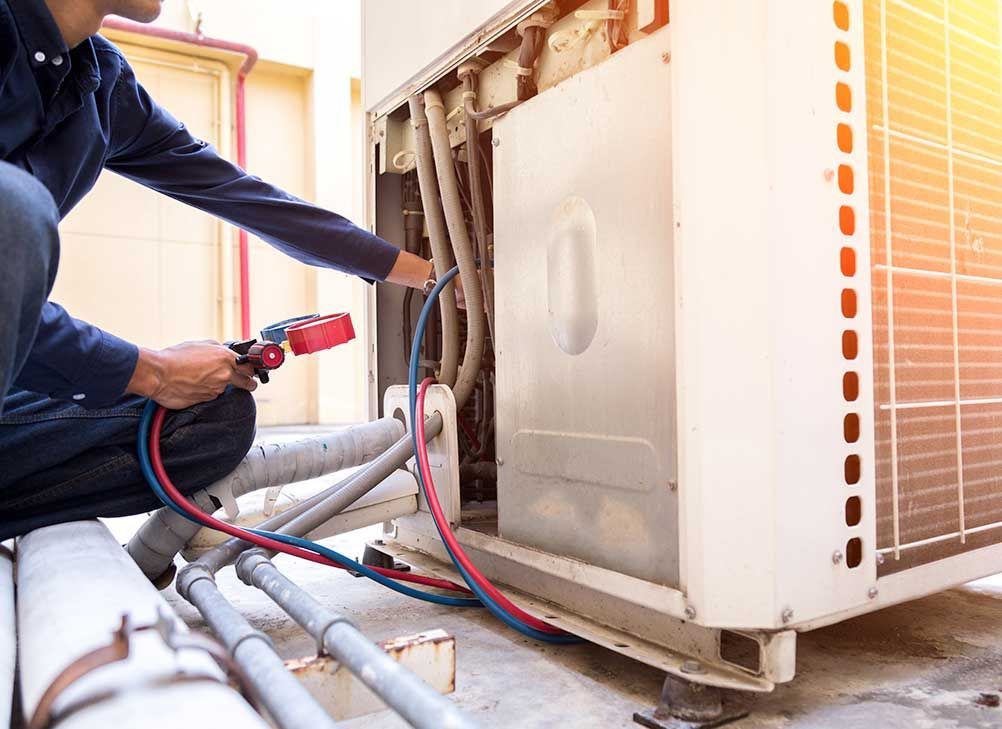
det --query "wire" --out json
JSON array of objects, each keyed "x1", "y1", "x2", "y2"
[
  {"x1": 137, "y1": 401, "x2": 479, "y2": 608},
  {"x1": 409, "y1": 268, "x2": 581, "y2": 644}
]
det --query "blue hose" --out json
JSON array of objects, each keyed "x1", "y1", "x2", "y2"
[
  {"x1": 408, "y1": 269, "x2": 582, "y2": 644},
  {"x1": 137, "y1": 401, "x2": 480, "y2": 608}
]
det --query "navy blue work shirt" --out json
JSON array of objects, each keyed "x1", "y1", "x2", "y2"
[{"x1": 0, "y1": 0, "x2": 401, "y2": 408}]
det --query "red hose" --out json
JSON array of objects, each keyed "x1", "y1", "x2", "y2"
[
  {"x1": 148, "y1": 406, "x2": 470, "y2": 594},
  {"x1": 414, "y1": 379, "x2": 564, "y2": 634}
]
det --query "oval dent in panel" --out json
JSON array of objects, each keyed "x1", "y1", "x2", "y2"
[{"x1": 547, "y1": 196, "x2": 598, "y2": 355}]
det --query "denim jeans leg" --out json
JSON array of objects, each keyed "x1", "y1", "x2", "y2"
[
  {"x1": 0, "y1": 386, "x2": 256, "y2": 539},
  {"x1": 0, "y1": 162, "x2": 61, "y2": 413}
]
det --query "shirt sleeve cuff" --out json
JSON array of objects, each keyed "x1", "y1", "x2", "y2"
[
  {"x1": 364, "y1": 240, "x2": 402, "y2": 284},
  {"x1": 67, "y1": 331, "x2": 139, "y2": 409}
]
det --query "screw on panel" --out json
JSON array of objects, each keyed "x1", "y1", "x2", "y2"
[
  {"x1": 661, "y1": 51, "x2": 671, "y2": 64},
  {"x1": 781, "y1": 607, "x2": 794, "y2": 624},
  {"x1": 824, "y1": 168, "x2": 836, "y2": 181},
  {"x1": 868, "y1": 587, "x2": 879, "y2": 599},
  {"x1": 684, "y1": 605, "x2": 696, "y2": 620},
  {"x1": 832, "y1": 550, "x2": 844, "y2": 564},
  {"x1": 496, "y1": 458, "x2": 504, "y2": 467},
  {"x1": 668, "y1": 480, "x2": 678, "y2": 491},
  {"x1": 680, "y1": 660, "x2": 706, "y2": 675},
  {"x1": 492, "y1": 137, "x2": 501, "y2": 148},
  {"x1": 876, "y1": 552, "x2": 885, "y2": 565}
]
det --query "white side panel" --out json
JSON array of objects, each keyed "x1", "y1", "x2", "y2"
[
  {"x1": 672, "y1": 0, "x2": 874, "y2": 628},
  {"x1": 493, "y1": 30, "x2": 678, "y2": 586},
  {"x1": 362, "y1": 0, "x2": 545, "y2": 114},
  {"x1": 768, "y1": 0, "x2": 877, "y2": 626},
  {"x1": 671, "y1": 0, "x2": 776, "y2": 628}
]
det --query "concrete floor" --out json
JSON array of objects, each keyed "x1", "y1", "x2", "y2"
[{"x1": 109, "y1": 427, "x2": 1002, "y2": 729}]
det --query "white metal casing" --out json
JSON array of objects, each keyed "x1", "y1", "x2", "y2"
[
  {"x1": 362, "y1": 0, "x2": 549, "y2": 116},
  {"x1": 364, "y1": 0, "x2": 1002, "y2": 643}
]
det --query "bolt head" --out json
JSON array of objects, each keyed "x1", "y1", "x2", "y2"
[
  {"x1": 876, "y1": 553, "x2": 885, "y2": 565},
  {"x1": 781, "y1": 607, "x2": 794, "y2": 624},
  {"x1": 832, "y1": 550, "x2": 844, "y2": 564},
  {"x1": 661, "y1": 51, "x2": 672, "y2": 64},
  {"x1": 668, "y1": 480, "x2": 678, "y2": 491},
  {"x1": 868, "y1": 587, "x2": 879, "y2": 599},
  {"x1": 495, "y1": 458, "x2": 504, "y2": 467},
  {"x1": 492, "y1": 137, "x2": 501, "y2": 148},
  {"x1": 684, "y1": 605, "x2": 697, "y2": 620},
  {"x1": 680, "y1": 660, "x2": 705, "y2": 675}
]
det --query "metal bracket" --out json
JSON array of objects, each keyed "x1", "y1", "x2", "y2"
[
  {"x1": 633, "y1": 673, "x2": 749, "y2": 729},
  {"x1": 384, "y1": 385, "x2": 461, "y2": 526}
]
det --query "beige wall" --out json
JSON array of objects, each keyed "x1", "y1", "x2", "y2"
[{"x1": 53, "y1": 3, "x2": 371, "y2": 425}]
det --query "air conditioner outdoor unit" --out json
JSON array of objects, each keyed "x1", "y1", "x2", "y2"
[{"x1": 363, "y1": 0, "x2": 1002, "y2": 693}]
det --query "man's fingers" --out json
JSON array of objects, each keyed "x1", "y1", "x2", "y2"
[
  {"x1": 233, "y1": 361, "x2": 257, "y2": 378},
  {"x1": 230, "y1": 372, "x2": 258, "y2": 392}
]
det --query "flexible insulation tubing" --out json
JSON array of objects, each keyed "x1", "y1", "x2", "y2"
[{"x1": 137, "y1": 403, "x2": 478, "y2": 608}]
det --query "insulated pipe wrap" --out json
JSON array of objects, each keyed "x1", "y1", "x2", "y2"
[
  {"x1": 16, "y1": 522, "x2": 268, "y2": 729},
  {"x1": 192, "y1": 415, "x2": 444, "y2": 575},
  {"x1": 409, "y1": 95, "x2": 460, "y2": 387},
  {"x1": 424, "y1": 89, "x2": 486, "y2": 409},
  {"x1": 127, "y1": 418, "x2": 405, "y2": 581}
]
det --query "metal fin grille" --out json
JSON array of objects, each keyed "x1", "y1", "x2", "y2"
[{"x1": 864, "y1": 0, "x2": 1002, "y2": 573}]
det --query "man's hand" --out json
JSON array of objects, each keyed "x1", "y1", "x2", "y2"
[
  {"x1": 384, "y1": 252, "x2": 481, "y2": 310},
  {"x1": 127, "y1": 341, "x2": 257, "y2": 409}
]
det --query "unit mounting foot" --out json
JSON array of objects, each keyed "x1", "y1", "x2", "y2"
[
  {"x1": 633, "y1": 673, "x2": 749, "y2": 729},
  {"x1": 362, "y1": 542, "x2": 410, "y2": 572}
]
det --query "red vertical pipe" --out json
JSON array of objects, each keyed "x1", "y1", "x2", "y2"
[
  {"x1": 235, "y1": 75, "x2": 251, "y2": 338},
  {"x1": 100, "y1": 17, "x2": 258, "y2": 338}
]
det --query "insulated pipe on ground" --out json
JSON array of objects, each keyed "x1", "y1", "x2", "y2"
[
  {"x1": 16, "y1": 522, "x2": 270, "y2": 729},
  {"x1": 127, "y1": 418, "x2": 405, "y2": 583},
  {"x1": 180, "y1": 571, "x2": 340, "y2": 729},
  {"x1": 424, "y1": 90, "x2": 485, "y2": 409},
  {"x1": 0, "y1": 542, "x2": 13, "y2": 729},
  {"x1": 235, "y1": 552, "x2": 478, "y2": 729},
  {"x1": 187, "y1": 414, "x2": 443, "y2": 576},
  {"x1": 408, "y1": 95, "x2": 460, "y2": 387}
]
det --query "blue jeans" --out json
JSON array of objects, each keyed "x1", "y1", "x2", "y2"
[{"x1": 0, "y1": 161, "x2": 256, "y2": 539}]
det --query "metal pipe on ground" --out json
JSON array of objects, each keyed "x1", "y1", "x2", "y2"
[
  {"x1": 0, "y1": 542, "x2": 13, "y2": 729},
  {"x1": 128, "y1": 418, "x2": 405, "y2": 583},
  {"x1": 16, "y1": 522, "x2": 270, "y2": 729},
  {"x1": 187, "y1": 414, "x2": 443, "y2": 576},
  {"x1": 178, "y1": 569, "x2": 341, "y2": 729},
  {"x1": 424, "y1": 89, "x2": 486, "y2": 410},
  {"x1": 235, "y1": 552, "x2": 478, "y2": 729}
]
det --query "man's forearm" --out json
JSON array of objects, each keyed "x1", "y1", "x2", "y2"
[{"x1": 385, "y1": 251, "x2": 434, "y2": 290}]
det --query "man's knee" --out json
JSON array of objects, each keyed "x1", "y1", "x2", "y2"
[
  {"x1": 0, "y1": 162, "x2": 60, "y2": 285},
  {"x1": 190, "y1": 387, "x2": 257, "y2": 474}
]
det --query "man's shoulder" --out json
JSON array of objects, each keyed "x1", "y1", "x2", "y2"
[{"x1": 91, "y1": 33, "x2": 126, "y2": 59}]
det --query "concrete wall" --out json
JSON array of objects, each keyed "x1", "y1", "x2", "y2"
[{"x1": 53, "y1": 1, "x2": 371, "y2": 426}]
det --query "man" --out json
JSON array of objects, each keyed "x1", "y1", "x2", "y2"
[{"x1": 0, "y1": 0, "x2": 438, "y2": 538}]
